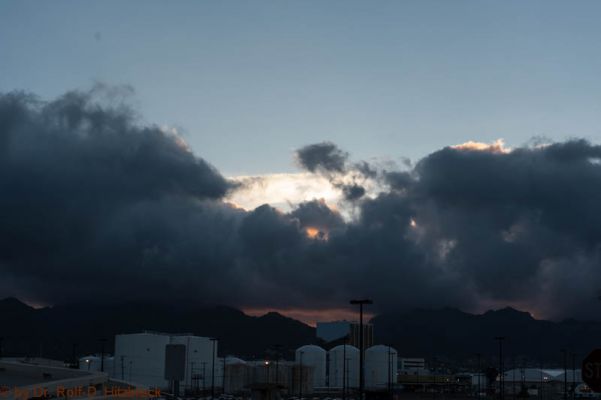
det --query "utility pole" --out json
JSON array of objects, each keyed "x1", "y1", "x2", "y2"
[
  {"x1": 202, "y1": 362, "x2": 207, "y2": 393},
  {"x1": 477, "y1": 353, "x2": 481, "y2": 398},
  {"x1": 513, "y1": 357, "x2": 516, "y2": 400},
  {"x1": 343, "y1": 341, "x2": 347, "y2": 400},
  {"x1": 572, "y1": 353, "x2": 576, "y2": 400},
  {"x1": 561, "y1": 349, "x2": 567, "y2": 400},
  {"x1": 540, "y1": 361, "x2": 544, "y2": 400},
  {"x1": 223, "y1": 355, "x2": 227, "y2": 394},
  {"x1": 495, "y1": 337, "x2": 505, "y2": 400},
  {"x1": 190, "y1": 361, "x2": 195, "y2": 392},
  {"x1": 350, "y1": 299, "x2": 373, "y2": 400},
  {"x1": 299, "y1": 351, "x2": 304, "y2": 400},
  {"x1": 71, "y1": 342, "x2": 79, "y2": 369},
  {"x1": 388, "y1": 345, "x2": 392, "y2": 400},
  {"x1": 99, "y1": 338, "x2": 107, "y2": 373},
  {"x1": 121, "y1": 355, "x2": 125, "y2": 380},
  {"x1": 211, "y1": 338, "x2": 217, "y2": 400}
]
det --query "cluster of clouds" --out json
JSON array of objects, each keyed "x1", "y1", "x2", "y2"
[{"x1": 2, "y1": 88, "x2": 601, "y2": 320}]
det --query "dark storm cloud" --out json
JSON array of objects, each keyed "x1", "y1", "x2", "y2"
[
  {"x1": 289, "y1": 199, "x2": 345, "y2": 234},
  {"x1": 3, "y1": 88, "x2": 601, "y2": 319},
  {"x1": 296, "y1": 142, "x2": 370, "y2": 201},
  {"x1": 296, "y1": 141, "x2": 348, "y2": 173}
]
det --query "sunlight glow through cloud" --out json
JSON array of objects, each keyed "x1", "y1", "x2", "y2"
[
  {"x1": 226, "y1": 173, "x2": 340, "y2": 212},
  {"x1": 451, "y1": 139, "x2": 511, "y2": 154}
]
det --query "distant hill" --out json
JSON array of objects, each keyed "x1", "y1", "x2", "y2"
[
  {"x1": 373, "y1": 307, "x2": 601, "y2": 366},
  {"x1": 0, "y1": 298, "x2": 316, "y2": 361},
  {"x1": 3, "y1": 298, "x2": 601, "y2": 367}
]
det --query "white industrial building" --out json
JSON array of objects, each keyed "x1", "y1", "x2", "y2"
[
  {"x1": 399, "y1": 357, "x2": 426, "y2": 373},
  {"x1": 112, "y1": 332, "x2": 218, "y2": 390},
  {"x1": 365, "y1": 345, "x2": 398, "y2": 390},
  {"x1": 170, "y1": 335, "x2": 218, "y2": 391},
  {"x1": 502, "y1": 368, "x2": 582, "y2": 384},
  {"x1": 328, "y1": 345, "x2": 359, "y2": 388},
  {"x1": 296, "y1": 345, "x2": 326, "y2": 388}
]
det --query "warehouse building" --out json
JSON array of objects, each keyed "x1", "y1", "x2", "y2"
[{"x1": 113, "y1": 331, "x2": 218, "y2": 391}]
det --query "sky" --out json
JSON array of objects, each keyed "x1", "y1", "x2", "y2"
[
  {"x1": 2, "y1": 1, "x2": 601, "y2": 324},
  {"x1": 2, "y1": 0, "x2": 601, "y2": 176}
]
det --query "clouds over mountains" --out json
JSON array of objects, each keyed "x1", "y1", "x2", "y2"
[{"x1": 2, "y1": 88, "x2": 601, "y2": 319}]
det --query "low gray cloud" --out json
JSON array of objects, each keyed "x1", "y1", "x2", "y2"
[{"x1": 2, "y1": 88, "x2": 601, "y2": 319}]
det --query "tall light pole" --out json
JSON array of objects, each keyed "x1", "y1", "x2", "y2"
[
  {"x1": 299, "y1": 351, "x2": 304, "y2": 400},
  {"x1": 202, "y1": 362, "x2": 207, "y2": 393},
  {"x1": 388, "y1": 346, "x2": 392, "y2": 399},
  {"x1": 477, "y1": 353, "x2": 481, "y2": 398},
  {"x1": 223, "y1": 355, "x2": 227, "y2": 394},
  {"x1": 561, "y1": 349, "x2": 567, "y2": 400},
  {"x1": 211, "y1": 338, "x2": 217, "y2": 400},
  {"x1": 572, "y1": 353, "x2": 576, "y2": 400},
  {"x1": 495, "y1": 337, "x2": 505, "y2": 400},
  {"x1": 343, "y1": 338, "x2": 347, "y2": 400},
  {"x1": 351, "y1": 299, "x2": 373, "y2": 400},
  {"x1": 191, "y1": 361, "x2": 195, "y2": 392},
  {"x1": 540, "y1": 361, "x2": 544, "y2": 400}
]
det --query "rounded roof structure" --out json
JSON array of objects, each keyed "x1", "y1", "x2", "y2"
[
  {"x1": 79, "y1": 355, "x2": 100, "y2": 361},
  {"x1": 330, "y1": 344, "x2": 359, "y2": 353},
  {"x1": 366, "y1": 345, "x2": 397, "y2": 354},
  {"x1": 296, "y1": 344, "x2": 326, "y2": 353},
  {"x1": 225, "y1": 356, "x2": 247, "y2": 365}
]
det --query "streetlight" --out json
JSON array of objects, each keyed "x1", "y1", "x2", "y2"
[
  {"x1": 572, "y1": 353, "x2": 576, "y2": 400},
  {"x1": 299, "y1": 351, "x2": 304, "y2": 400},
  {"x1": 476, "y1": 353, "x2": 481, "y2": 398},
  {"x1": 494, "y1": 337, "x2": 505, "y2": 400},
  {"x1": 223, "y1": 356, "x2": 227, "y2": 394},
  {"x1": 211, "y1": 338, "x2": 217, "y2": 400},
  {"x1": 191, "y1": 361, "x2": 195, "y2": 393},
  {"x1": 388, "y1": 346, "x2": 392, "y2": 399},
  {"x1": 350, "y1": 299, "x2": 373, "y2": 400},
  {"x1": 540, "y1": 361, "x2": 544, "y2": 400},
  {"x1": 343, "y1": 337, "x2": 348, "y2": 400},
  {"x1": 561, "y1": 349, "x2": 567, "y2": 400},
  {"x1": 265, "y1": 360, "x2": 271, "y2": 383},
  {"x1": 202, "y1": 361, "x2": 207, "y2": 393}
]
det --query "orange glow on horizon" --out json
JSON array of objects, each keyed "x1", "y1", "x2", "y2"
[{"x1": 243, "y1": 307, "x2": 376, "y2": 327}]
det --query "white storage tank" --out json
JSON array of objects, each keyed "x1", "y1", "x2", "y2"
[
  {"x1": 365, "y1": 345, "x2": 398, "y2": 390},
  {"x1": 328, "y1": 345, "x2": 359, "y2": 388},
  {"x1": 296, "y1": 345, "x2": 326, "y2": 388}
]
